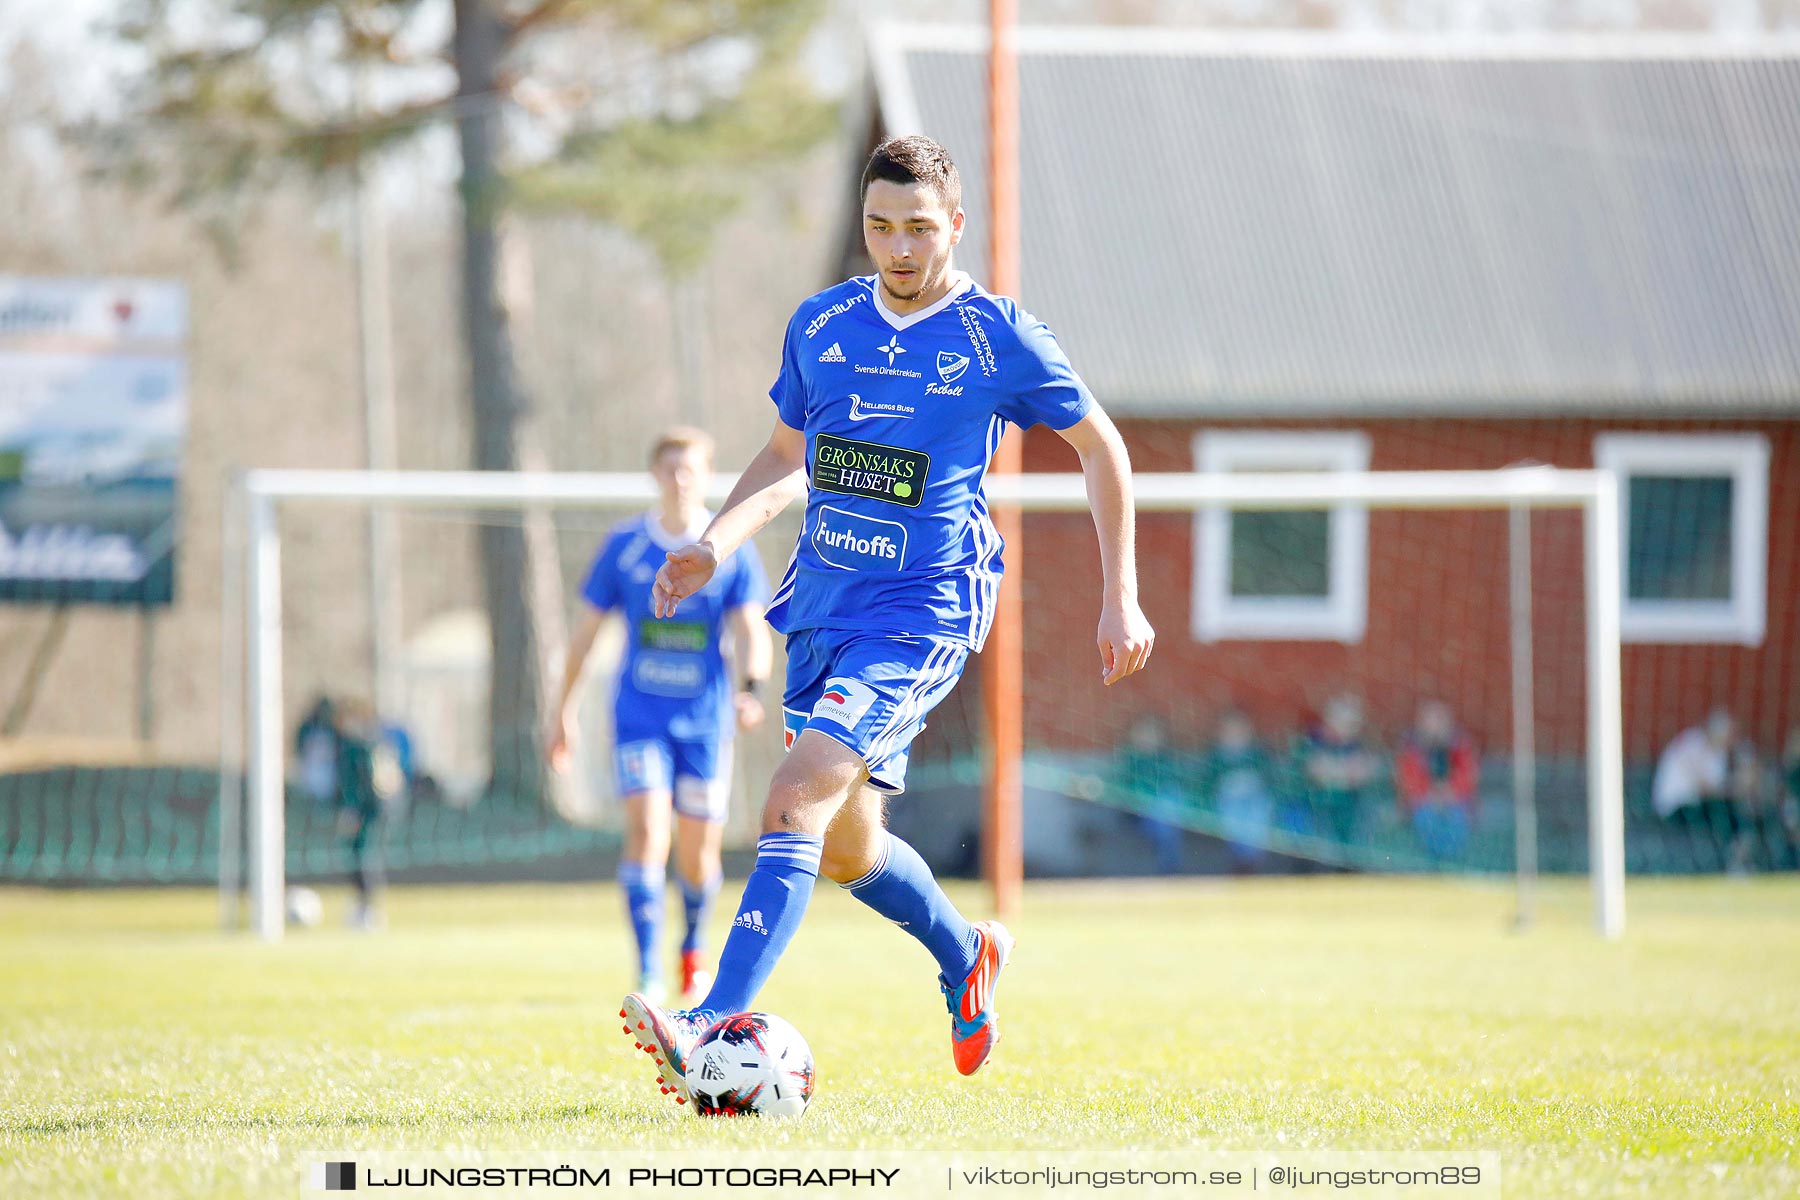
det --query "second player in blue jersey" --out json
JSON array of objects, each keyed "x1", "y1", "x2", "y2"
[{"x1": 550, "y1": 428, "x2": 770, "y2": 1005}]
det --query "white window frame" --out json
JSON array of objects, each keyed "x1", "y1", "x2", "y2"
[
  {"x1": 1192, "y1": 430, "x2": 1371, "y2": 644},
  {"x1": 1593, "y1": 433, "x2": 1769, "y2": 646}
]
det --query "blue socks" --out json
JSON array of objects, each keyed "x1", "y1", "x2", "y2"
[
  {"x1": 618, "y1": 861, "x2": 665, "y2": 983},
  {"x1": 696, "y1": 832, "x2": 822, "y2": 1018},
  {"x1": 842, "y1": 831, "x2": 980, "y2": 983},
  {"x1": 680, "y1": 872, "x2": 721, "y2": 954}
]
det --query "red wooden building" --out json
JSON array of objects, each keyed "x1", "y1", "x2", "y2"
[{"x1": 852, "y1": 27, "x2": 1800, "y2": 774}]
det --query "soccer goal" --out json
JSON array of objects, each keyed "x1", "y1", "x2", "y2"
[{"x1": 218, "y1": 465, "x2": 1624, "y2": 942}]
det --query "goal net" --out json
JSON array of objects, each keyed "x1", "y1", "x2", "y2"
[{"x1": 216, "y1": 465, "x2": 1625, "y2": 941}]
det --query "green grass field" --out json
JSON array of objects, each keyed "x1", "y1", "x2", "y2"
[{"x1": 3, "y1": 877, "x2": 1797, "y2": 1198}]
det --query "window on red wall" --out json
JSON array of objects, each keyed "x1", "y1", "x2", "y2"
[
  {"x1": 1594, "y1": 433, "x2": 1769, "y2": 646},
  {"x1": 1191, "y1": 430, "x2": 1371, "y2": 644}
]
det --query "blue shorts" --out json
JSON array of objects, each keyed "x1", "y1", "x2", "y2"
[
  {"x1": 613, "y1": 733, "x2": 731, "y2": 822},
  {"x1": 780, "y1": 628, "x2": 970, "y2": 794}
]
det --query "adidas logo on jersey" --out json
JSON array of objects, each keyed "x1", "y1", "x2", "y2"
[
  {"x1": 818, "y1": 342, "x2": 846, "y2": 363},
  {"x1": 734, "y1": 909, "x2": 768, "y2": 936}
]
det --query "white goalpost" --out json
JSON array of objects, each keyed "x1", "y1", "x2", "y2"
[{"x1": 218, "y1": 465, "x2": 1626, "y2": 943}]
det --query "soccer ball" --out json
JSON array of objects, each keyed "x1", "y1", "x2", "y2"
[
  {"x1": 687, "y1": 1012, "x2": 815, "y2": 1118},
  {"x1": 284, "y1": 886, "x2": 323, "y2": 928}
]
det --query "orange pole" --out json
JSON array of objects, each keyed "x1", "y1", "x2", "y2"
[{"x1": 983, "y1": 0, "x2": 1023, "y2": 921}]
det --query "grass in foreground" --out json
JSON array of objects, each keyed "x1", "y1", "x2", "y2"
[{"x1": 2, "y1": 876, "x2": 1797, "y2": 1198}]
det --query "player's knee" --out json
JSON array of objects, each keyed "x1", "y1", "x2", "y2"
[
  {"x1": 622, "y1": 824, "x2": 669, "y2": 864},
  {"x1": 674, "y1": 838, "x2": 721, "y2": 885},
  {"x1": 761, "y1": 771, "x2": 832, "y2": 836},
  {"x1": 760, "y1": 735, "x2": 864, "y2": 835},
  {"x1": 760, "y1": 788, "x2": 819, "y2": 836}
]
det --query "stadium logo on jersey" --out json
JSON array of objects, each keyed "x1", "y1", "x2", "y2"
[
  {"x1": 848, "y1": 393, "x2": 915, "y2": 421},
  {"x1": 733, "y1": 909, "x2": 769, "y2": 936},
  {"x1": 812, "y1": 677, "x2": 877, "y2": 730},
  {"x1": 877, "y1": 334, "x2": 906, "y2": 366},
  {"x1": 957, "y1": 304, "x2": 998, "y2": 377},
  {"x1": 937, "y1": 350, "x2": 970, "y2": 383},
  {"x1": 818, "y1": 342, "x2": 845, "y2": 363},
  {"x1": 813, "y1": 505, "x2": 907, "y2": 570},
  {"x1": 812, "y1": 433, "x2": 929, "y2": 508},
  {"x1": 804, "y1": 293, "x2": 866, "y2": 338}
]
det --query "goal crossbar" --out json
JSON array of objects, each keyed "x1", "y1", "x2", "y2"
[{"x1": 221, "y1": 466, "x2": 1625, "y2": 942}]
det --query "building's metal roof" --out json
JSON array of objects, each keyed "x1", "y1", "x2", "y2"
[{"x1": 865, "y1": 26, "x2": 1800, "y2": 416}]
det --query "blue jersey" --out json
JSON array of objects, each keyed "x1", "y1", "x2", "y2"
[
  {"x1": 765, "y1": 272, "x2": 1093, "y2": 649},
  {"x1": 581, "y1": 513, "x2": 768, "y2": 741}
]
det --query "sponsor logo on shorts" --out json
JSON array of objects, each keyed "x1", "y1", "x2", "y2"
[
  {"x1": 811, "y1": 432, "x2": 929, "y2": 508},
  {"x1": 812, "y1": 505, "x2": 907, "y2": 570},
  {"x1": 812, "y1": 677, "x2": 877, "y2": 730},
  {"x1": 618, "y1": 741, "x2": 660, "y2": 789}
]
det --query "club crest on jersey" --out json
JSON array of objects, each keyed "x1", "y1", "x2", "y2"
[
  {"x1": 811, "y1": 677, "x2": 877, "y2": 730},
  {"x1": 936, "y1": 350, "x2": 970, "y2": 383}
]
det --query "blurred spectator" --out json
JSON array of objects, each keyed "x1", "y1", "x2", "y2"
[
  {"x1": 334, "y1": 698, "x2": 387, "y2": 930},
  {"x1": 1729, "y1": 744, "x2": 1791, "y2": 874},
  {"x1": 1653, "y1": 709, "x2": 1756, "y2": 873},
  {"x1": 1197, "y1": 709, "x2": 1274, "y2": 875},
  {"x1": 1110, "y1": 713, "x2": 1190, "y2": 874},
  {"x1": 1396, "y1": 700, "x2": 1479, "y2": 865},
  {"x1": 295, "y1": 695, "x2": 339, "y2": 805},
  {"x1": 1289, "y1": 694, "x2": 1380, "y2": 849},
  {"x1": 1779, "y1": 730, "x2": 1800, "y2": 870}
]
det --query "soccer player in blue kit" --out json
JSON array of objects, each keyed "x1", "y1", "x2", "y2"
[
  {"x1": 621, "y1": 135, "x2": 1153, "y2": 1104},
  {"x1": 550, "y1": 428, "x2": 771, "y2": 1005}
]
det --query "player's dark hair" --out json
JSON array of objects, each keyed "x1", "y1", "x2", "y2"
[{"x1": 861, "y1": 135, "x2": 962, "y2": 216}]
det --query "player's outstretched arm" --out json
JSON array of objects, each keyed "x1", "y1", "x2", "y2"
[
  {"x1": 546, "y1": 606, "x2": 608, "y2": 771},
  {"x1": 653, "y1": 419, "x2": 807, "y2": 618},
  {"x1": 1055, "y1": 407, "x2": 1154, "y2": 685}
]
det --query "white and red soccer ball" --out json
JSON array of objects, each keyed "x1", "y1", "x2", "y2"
[{"x1": 687, "y1": 1012, "x2": 815, "y2": 1118}]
